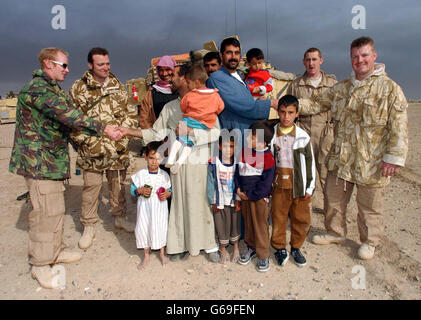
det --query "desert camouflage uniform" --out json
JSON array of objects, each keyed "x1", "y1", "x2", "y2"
[
  {"x1": 299, "y1": 63, "x2": 408, "y2": 246},
  {"x1": 9, "y1": 69, "x2": 104, "y2": 266},
  {"x1": 70, "y1": 71, "x2": 138, "y2": 225},
  {"x1": 287, "y1": 70, "x2": 337, "y2": 209}
]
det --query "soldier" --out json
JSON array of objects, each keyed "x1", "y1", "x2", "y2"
[
  {"x1": 299, "y1": 37, "x2": 408, "y2": 260},
  {"x1": 9, "y1": 47, "x2": 121, "y2": 288},
  {"x1": 203, "y1": 51, "x2": 221, "y2": 76},
  {"x1": 69, "y1": 47, "x2": 138, "y2": 250},
  {"x1": 287, "y1": 48, "x2": 337, "y2": 212}
]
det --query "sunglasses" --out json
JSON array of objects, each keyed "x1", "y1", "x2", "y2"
[{"x1": 50, "y1": 60, "x2": 69, "y2": 69}]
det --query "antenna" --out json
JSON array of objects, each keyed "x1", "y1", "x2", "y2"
[
  {"x1": 265, "y1": 0, "x2": 269, "y2": 61},
  {"x1": 234, "y1": 0, "x2": 237, "y2": 35},
  {"x1": 225, "y1": 8, "x2": 228, "y2": 36}
]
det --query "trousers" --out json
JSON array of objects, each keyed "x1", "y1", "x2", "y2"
[{"x1": 80, "y1": 169, "x2": 127, "y2": 226}]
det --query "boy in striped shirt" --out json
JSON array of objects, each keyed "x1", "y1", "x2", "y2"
[{"x1": 235, "y1": 121, "x2": 275, "y2": 272}]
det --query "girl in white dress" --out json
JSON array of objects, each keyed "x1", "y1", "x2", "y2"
[{"x1": 131, "y1": 142, "x2": 171, "y2": 270}]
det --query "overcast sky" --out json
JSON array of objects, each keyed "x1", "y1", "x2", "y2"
[{"x1": 0, "y1": 0, "x2": 420, "y2": 98}]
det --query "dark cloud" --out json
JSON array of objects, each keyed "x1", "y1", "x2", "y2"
[{"x1": 0, "y1": 0, "x2": 420, "y2": 98}]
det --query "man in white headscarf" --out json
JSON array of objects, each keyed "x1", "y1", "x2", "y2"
[{"x1": 139, "y1": 55, "x2": 179, "y2": 129}]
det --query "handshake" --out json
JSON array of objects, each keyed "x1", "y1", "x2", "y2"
[{"x1": 103, "y1": 125, "x2": 142, "y2": 141}]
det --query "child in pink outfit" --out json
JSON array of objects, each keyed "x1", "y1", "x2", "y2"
[{"x1": 166, "y1": 64, "x2": 224, "y2": 174}]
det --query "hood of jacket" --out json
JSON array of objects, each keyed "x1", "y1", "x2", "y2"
[{"x1": 351, "y1": 63, "x2": 386, "y2": 88}]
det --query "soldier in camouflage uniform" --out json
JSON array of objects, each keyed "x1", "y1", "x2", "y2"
[
  {"x1": 69, "y1": 48, "x2": 138, "y2": 249},
  {"x1": 287, "y1": 48, "x2": 337, "y2": 213},
  {"x1": 299, "y1": 37, "x2": 408, "y2": 260},
  {"x1": 9, "y1": 47, "x2": 121, "y2": 288}
]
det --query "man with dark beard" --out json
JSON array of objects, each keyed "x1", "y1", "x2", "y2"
[{"x1": 206, "y1": 37, "x2": 278, "y2": 136}]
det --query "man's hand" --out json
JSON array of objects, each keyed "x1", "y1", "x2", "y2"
[
  {"x1": 211, "y1": 204, "x2": 218, "y2": 214},
  {"x1": 270, "y1": 99, "x2": 279, "y2": 111},
  {"x1": 381, "y1": 161, "x2": 399, "y2": 177},
  {"x1": 118, "y1": 127, "x2": 142, "y2": 138},
  {"x1": 237, "y1": 189, "x2": 249, "y2": 201},
  {"x1": 303, "y1": 193, "x2": 311, "y2": 200},
  {"x1": 104, "y1": 125, "x2": 123, "y2": 141}
]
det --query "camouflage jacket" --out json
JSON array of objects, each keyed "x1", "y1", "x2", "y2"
[
  {"x1": 9, "y1": 69, "x2": 104, "y2": 180},
  {"x1": 69, "y1": 71, "x2": 138, "y2": 171},
  {"x1": 287, "y1": 71, "x2": 337, "y2": 136},
  {"x1": 299, "y1": 64, "x2": 408, "y2": 187}
]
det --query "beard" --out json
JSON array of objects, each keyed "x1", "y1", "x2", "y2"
[{"x1": 224, "y1": 59, "x2": 239, "y2": 71}]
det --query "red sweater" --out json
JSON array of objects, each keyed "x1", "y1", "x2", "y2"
[
  {"x1": 245, "y1": 69, "x2": 274, "y2": 97},
  {"x1": 234, "y1": 148, "x2": 275, "y2": 201}
]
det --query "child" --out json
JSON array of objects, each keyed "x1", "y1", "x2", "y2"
[
  {"x1": 207, "y1": 136, "x2": 241, "y2": 264},
  {"x1": 166, "y1": 64, "x2": 224, "y2": 174},
  {"x1": 245, "y1": 48, "x2": 274, "y2": 100},
  {"x1": 269, "y1": 95, "x2": 315, "y2": 267},
  {"x1": 235, "y1": 121, "x2": 275, "y2": 272},
  {"x1": 131, "y1": 141, "x2": 172, "y2": 270}
]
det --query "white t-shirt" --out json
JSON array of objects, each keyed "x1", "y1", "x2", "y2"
[
  {"x1": 216, "y1": 158, "x2": 236, "y2": 207},
  {"x1": 231, "y1": 71, "x2": 246, "y2": 86},
  {"x1": 308, "y1": 75, "x2": 322, "y2": 88}
]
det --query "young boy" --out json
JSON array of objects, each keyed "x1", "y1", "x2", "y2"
[
  {"x1": 166, "y1": 64, "x2": 224, "y2": 174},
  {"x1": 269, "y1": 94, "x2": 315, "y2": 267},
  {"x1": 236, "y1": 121, "x2": 275, "y2": 272},
  {"x1": 131, "y1": 141, "x2": 172, "y2": 270},
  {"x1": 207, "y1": 136, "x2": 241, "y2": 264},
  {"x1": 245, "y1": 48, "x2": 274, "y2": 100}
]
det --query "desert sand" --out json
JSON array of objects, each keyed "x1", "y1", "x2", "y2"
[{"x1": 0, "y1": 104, "x2": 420, "y2": 300}]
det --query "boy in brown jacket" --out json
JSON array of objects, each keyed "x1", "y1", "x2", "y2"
[{"x1": 269, "y1": 95, "x2": 316, "y2": 267}]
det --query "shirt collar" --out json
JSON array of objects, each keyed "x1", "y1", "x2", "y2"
[{"x1": 277, "y1": 124, "x2": 296, "y2": 137}]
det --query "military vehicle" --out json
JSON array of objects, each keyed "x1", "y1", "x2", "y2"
[
  {"x1": 126, "y1": 37, "x2": 296, "y2": 120},
  {"x1": 0, "y1": 98, "x2": 17, "y2": 124}
]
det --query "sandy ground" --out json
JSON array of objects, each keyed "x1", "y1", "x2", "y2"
[{"x1": 0, "y1": 104, "x2": 420, "y2": 301}]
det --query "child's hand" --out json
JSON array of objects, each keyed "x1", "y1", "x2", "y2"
[
  {"x1": 159, "y1": 190, "x2": 171, "y2": 201},
  {"x1": 237, "y1": 189, "x2": 249, "y2": 201},
  {"x1": 136, "y1": 187, "x2": 144, "y2": 196},
  {"x1": 235, "y1": 200, "x2": 241, "y2": 212},
  {"x1": 211, "y1": 204, "x2": 218, "y2": 213},
  {"x1": 142, "y1": 187, "x2": 152, "y2": 197}
]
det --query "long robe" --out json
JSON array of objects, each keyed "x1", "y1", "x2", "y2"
[{"x1": 141, "y1": 98, "x2": 220, "y2": 255}]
